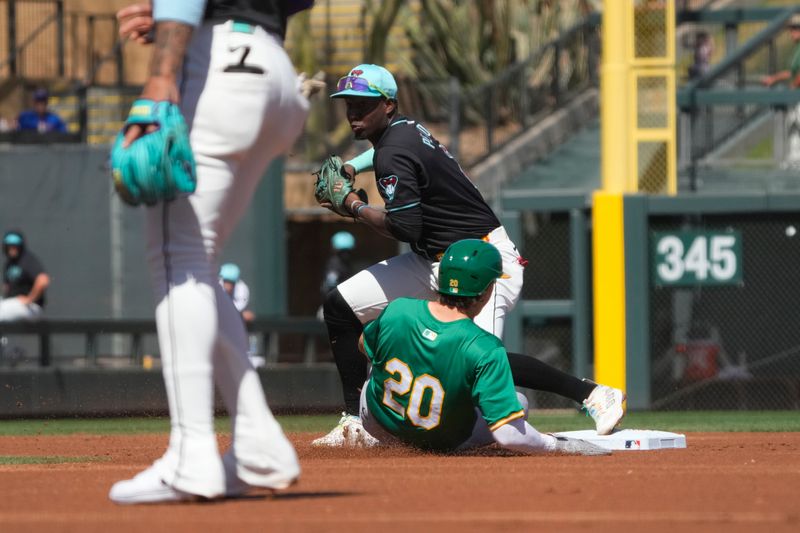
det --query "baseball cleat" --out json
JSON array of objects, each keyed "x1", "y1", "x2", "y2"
[
  {"x1": 342, "y1": 418, "x2": 380, "y2": 448},
  {"x1": 109, "y1": 467, "x2": 205, "y2": 505},
  {"x1": 311, "y1": 412, "x2": 360, "y2": 447},
  {"x1": 552, "y1": 435, "x2": 611, "y2": 456},
  {"x1": 582, "y1": 382, "x2": 626, "y2": 436}
]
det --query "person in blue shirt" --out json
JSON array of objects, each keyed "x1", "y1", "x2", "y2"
[{"x1": 16, "y1": 89, "x2": 67, "y2": 134}]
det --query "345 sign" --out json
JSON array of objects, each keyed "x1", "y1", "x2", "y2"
[{"x1": 652, "y1": 230, "x2": 742, "y2": 286}]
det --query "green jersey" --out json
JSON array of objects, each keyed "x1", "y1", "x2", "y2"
[
  {"x1": 362, "y1": 298, "x2": 524, "y2": 451},
  {"x1": 791, "y1": 42, "x2": 800, "y2": 78}
]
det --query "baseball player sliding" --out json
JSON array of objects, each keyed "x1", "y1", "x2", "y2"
[
  {"x1": 313, "y1": 64, "x2": 625, "y2": 447},
  {"x1": 351, "y1": 238, "x2": 607, "y2": 455},
  {"x1": 108, "y1": 0, "x2": 313, "y2": 504}
]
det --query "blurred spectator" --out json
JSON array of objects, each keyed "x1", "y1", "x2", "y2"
[
  {"x1": 219, "y1": 263, "x2": 255, "y2": 323},
  {"x1": 320, "y1": 231, "x2": 355, "y2": 303},
  {"x1": 1, "y1": 230, "x2": 50, "y2": 322},
  {"x1": 762, "y1": 15, "x2": 800, "y2": 169},
  {"x1": 219, "y1": 263, "x2": 263, "y2": 368},
  {"x1": 688, "y1": 30, "x2": 714, "y2": 80},
  {"x1": 761, "y1": 15, "x2": 800, "y2": 89},
  {"x1": 16, "y1": 89, "x2": 67, "y2": 134}
]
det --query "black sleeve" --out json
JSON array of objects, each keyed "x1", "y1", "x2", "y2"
[
  {"x1": 375, "y1": 146, "x2": 425, "y2": 243},
  {"x1": 22, "y1": 254, "x2": 45, "y2": 279},
  {"x1": 384, "y1": 204, "x2": 423, "y2": 243}
]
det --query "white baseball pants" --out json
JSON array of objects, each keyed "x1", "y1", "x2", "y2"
[
  {"x1": 359, "y1": 383, "x2": 530, "y2": 450},
  {"x1": 0, "y1": 298, "x2": 43, "y2": 322},
  {"x1": 337, "y1": 226, "x2": 525, "y2": 338},
  {"x1": 143, "y1": 20, "x2": 308, "y2": 497}
]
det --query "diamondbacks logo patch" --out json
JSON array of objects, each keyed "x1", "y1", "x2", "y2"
[{"x1": 378, "y1": 175, "x2": 398, "y2": 202}]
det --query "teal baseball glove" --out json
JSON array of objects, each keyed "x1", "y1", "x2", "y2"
[{"x1": 110, "y1": 99, "x2": 197, "y2": 207}]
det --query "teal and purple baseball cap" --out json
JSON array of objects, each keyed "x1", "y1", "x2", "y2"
[{"x1": 331, "y1": 64, "x2": 398, "y2": 100}]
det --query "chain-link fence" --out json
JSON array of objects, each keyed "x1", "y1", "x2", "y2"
[
  {"x1": 649, "y1": 212, "x2": 800, "y2": 410},
  {"x1": 0, "y1": 0, "x2": 63, "y2": 79},
  {"x1": 505, "y1": 197, "x2": 800, "y2": 411},
  {"x1": 516, "y1": 209, "x2": 589, "y2": 409},
  {"x1": 0, "y1": 1, "x2": 119, "y2": 82},
  {"x1": 678, "y1": 8, "x2": 800, "y2": 186}
]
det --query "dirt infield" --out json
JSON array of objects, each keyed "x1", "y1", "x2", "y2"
[{"x1": 1, "y1": 432, "x2": 799, "y2": 533}]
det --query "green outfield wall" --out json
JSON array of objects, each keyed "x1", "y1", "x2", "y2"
[{"x1": 0, "y1": 365, "x2": 343, "y2": 417}]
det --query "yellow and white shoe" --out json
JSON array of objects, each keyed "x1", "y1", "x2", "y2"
[
  {"x1": 582, "y1": 383, "x2": 626, "y2": 436},
  {"x1": 311, "y1": 412, "x2": 359, "y2": 447}
]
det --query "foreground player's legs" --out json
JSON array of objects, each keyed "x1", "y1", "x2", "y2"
[
  {"x1": 110, "y1": 21, "x2": 307, "y2": 503},
  {"x1": 189, "y1": 22, "x2": 307, "y2": 492}
]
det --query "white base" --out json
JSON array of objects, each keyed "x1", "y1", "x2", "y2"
[{"x1": 554, "y1": 429, "x2": 687, "y2": 451}]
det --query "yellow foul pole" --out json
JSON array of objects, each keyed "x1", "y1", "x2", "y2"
[
  {"x1": 594, "y1": 0, "x2": 628, "y2": 391},
  {"x1": 594, "y1": 1, "x2": 676, "y2": 395}
]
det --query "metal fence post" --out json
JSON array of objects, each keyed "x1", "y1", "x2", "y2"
[
  {"x1": 768, "y1": 38, "x2": 777, "y2": 76},
  {"x1": 78, "y1": 85, "x2": 88, "y2": 143},
  {"x1": 39, "y1": 332, "x2": 51, "y2": 367},
  {"x1": 485, "y1": 84, "x2": 495, "y2": 155},
  {"x1": 519, "y1": 64, "x2": 530, "y2": 128},
  {"x1": 116, "y1": 41, "x2": 124, "y2": 86},
  {"x1": 8, "y1": 0, "x2": 16, "y2": 75},
  {"x1": 569, "y1": 208, "x2": 591, "y2": 380},
  {"x1": 56, "y1": 0, "x2": 65, "y2": 76},
  {"x1": 678, "y1": 109, "x2": 692, "y2": 173},
  {"x1": 724, "y1": 22, "x2": 737, "y2": 58},
  {"x1": 622, "y1": 195, "x2": 651, "y2": 410},
  {"x1": 552, "y1": 42, "x2": 562, "y2": 106},
  {"x1": 773, "y1": 105, "x2": 787, "y2": 167},
  {"x1": 87, "y1": 15, "x2": 95, "y2": 83}
]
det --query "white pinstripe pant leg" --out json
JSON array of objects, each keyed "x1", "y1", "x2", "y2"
[{"x1": 144, "y1": 21, "x2": 308, "y2": 496}]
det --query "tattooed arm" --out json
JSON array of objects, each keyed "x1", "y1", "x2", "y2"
[{"x1": 122, "y1": 20, "x2": 194, "y2": 147}]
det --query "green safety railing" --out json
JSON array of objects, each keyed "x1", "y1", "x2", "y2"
[{"x1": 677, "y1": 7, "x2": 800, "y2": 190}]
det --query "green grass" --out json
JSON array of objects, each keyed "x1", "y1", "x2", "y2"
[
  {"x1": 745, "y1": 135, "x2": 773, "y2": 160},
  {"x1": 0, "y1": 455, "x2": 110, "y2": 465},
  {"x1": 0, "y1": 411, "x2": 797, "y2": 436},
  {"x1": 529, "y1": 411, "x2": 800, "y2": 433}
]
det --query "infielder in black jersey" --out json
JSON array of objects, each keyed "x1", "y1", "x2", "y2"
[{"x1": 314, "y1": 64, "x2": 625, "y2": 447}]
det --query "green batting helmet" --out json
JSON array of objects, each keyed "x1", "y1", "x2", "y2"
[{"x1": 438, "y1": 239, "x2": 509, "y2": 297}]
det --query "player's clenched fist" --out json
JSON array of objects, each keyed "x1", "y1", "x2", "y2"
[{"x1": 116, "y1": 2, "x2": 154, "y2": 44}]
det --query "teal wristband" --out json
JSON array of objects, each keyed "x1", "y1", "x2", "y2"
[{"x1": 345, "y1": 148, "x2": 375, "y2": 174}]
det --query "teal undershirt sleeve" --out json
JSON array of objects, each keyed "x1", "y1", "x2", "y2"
[
  {"x1": 345, "y1": 148, "x2": 375, "y2": 174},
  {"x1": 153, "y1": 0, "x2": 207, "y2": 27}
]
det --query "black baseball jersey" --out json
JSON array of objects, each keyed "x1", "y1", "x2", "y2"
[
  {"x1": 3, "y1": 251, "x2": 46, "y2": 307},
  {"x1": 204, "y1": 0, "x2": 314, "y2": 38},
  {"x1": 373, "y1": 116, "x2": 501, "y2": 260}
]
